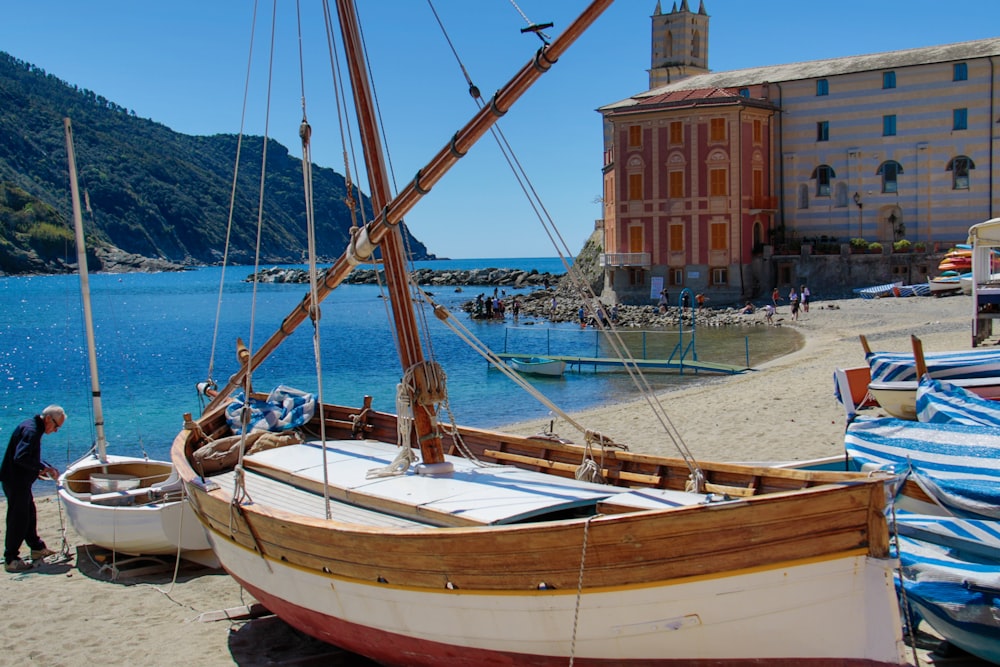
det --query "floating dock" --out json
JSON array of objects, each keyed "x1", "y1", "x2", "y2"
[{"x1": 496, "y1": 352, "x2": 746, "y2": 375}]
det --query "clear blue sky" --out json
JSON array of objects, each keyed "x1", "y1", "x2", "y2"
[{"x1": 4, "y1": 1, "x2": 998, "y2": 259}]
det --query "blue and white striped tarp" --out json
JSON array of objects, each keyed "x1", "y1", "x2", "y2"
[
  {"x1": 916, "y1": 376, "x2": 1000, "y2": 426},
  {"x1": 867, "y1": 347, "x2": 1000, "y2": 383},
  {"x1": 854, "y1": 282, "x2": 900, "y2": 299},
  {"x1": 845, "y1": 417, "x2": 1000, "y2": 519},
  {"x1": 225, "y1": 385, "x2": 316, "y2": 435},
  {"x1": 896, "y1": 512, "x2": 1000, "y2": 561},
  {"x1": 895, "y1": 283, "x2": 931, "y2": 297},
  {"x1": 895, "y1": 529, "x2": 1000, "y2": 665}
]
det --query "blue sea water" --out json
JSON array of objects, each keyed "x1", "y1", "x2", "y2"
[{"x1": 0, "y1": 257, "x2": 798, "y2": 472}]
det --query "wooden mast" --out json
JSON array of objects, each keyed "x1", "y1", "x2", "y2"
[
  {"x1": 203, "y1": 1, "x2": 614, "y2": 438},
  {"x1": 333, "y1": 0, "x2": 450, "y2": 470}
]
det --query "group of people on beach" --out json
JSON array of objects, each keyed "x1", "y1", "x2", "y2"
[{"x1": 766, "y1": 285, "x2": 811, "y2": 322}]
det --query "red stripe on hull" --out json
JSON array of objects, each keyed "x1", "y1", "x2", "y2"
[{"x1": 233, "y1": 575, "x2": 902, "y2": 667}]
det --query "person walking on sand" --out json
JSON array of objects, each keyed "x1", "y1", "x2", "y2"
[
  {"x1": 801, "y1": 285, "x2": 811, "y2": 313},
  {"x1": 789, "y1": 287, "x2": 800, "y2": 322},
  {"x1": 1, "y1": 405, "x2": 64, "y2": 572},
  {"x1": 771, "y1": 287, "x2": 781, "y2": 308}
]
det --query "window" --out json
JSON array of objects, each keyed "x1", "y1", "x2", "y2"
[
  {"x1": 816, "y1": 121, "x2": 829, "y2": 142},
  {"x1": 954, "y1": 62, "x2": 968, "y2": 81},
  {"x1": 811, "y1": 164, "x2": 835, "y2": 197},
  {"x1": 816, "y1": 79, "x2": 829, "y2": 96},
  {"x1": 752, "y1": 169, "x2": 763, "y2": 201},
  {"x1": 877, "y1": 160, "x2": 903, "y2": 193},
  {"x1": 953, "y1": 108, "x2": 968, "y2": 131},
  {"x1": 709, "y1": 168, "x2": 727, "y2": 196},
  {"x1": 709, "y1": 118, "x2": 726, "y2": 142},
  {"x1": 710, "y1": 267, "x2": 728, "y2": 286},
  {"x1": 710, "y1": 223, "x2": 727, "y2": 250},
  {"x1": 669, "y1": 224, "x2": 684, "y2": 252},
  {"x1": 628, "y1": 268, "x2": 645, "y2": 286},
  {"x1": 628, "y1": 125, "x2": 642, "y2": 147},
  {"x1": 797, "y1": 184, "x2": 809, "y2": 209},
  {"x1": 668, "y1": 268, "x2": 683, "y2": 286},
  {"x1": 668, "y1": 171, "x2": 684, "y2": 198},
  {"x1": 882, "y1": 114, "x2": 897, "y2": 137},
  {"x1": 752, "y1": 119, "x2": 762, "y2": 144},
  {"x1": 738, "y1": 88, "x2": 750, "y2": 98},
  {"x1": 669, "y1": 121, "x2": 683, "y2": 145},
  {"x1": 628, "y1": 225, "x2": 644, "y2": 252},
  {"x1": 628, "y1": 173, "x2": 643, "y2": 200},
  {"x1": 947, "y1": 155, "x2": 975, "y2": 190},
  {"x1": 882, "y1": 71, "x2": 896, "y2": 89}
]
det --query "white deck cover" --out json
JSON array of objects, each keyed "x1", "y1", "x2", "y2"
[{"x1": 244, "y1": 440, "x2": 626, "y2": 525}]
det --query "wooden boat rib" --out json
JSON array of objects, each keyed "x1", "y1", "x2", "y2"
[
  {"x1": 172, "y1": 2, "x2": 908, "y2": 664},
  {"x1": 56, "y1": 118, "x2": 212, "y2": 563}
]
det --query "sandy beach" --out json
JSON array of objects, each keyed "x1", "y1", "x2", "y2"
[{"x1": 0, "y1": 293, "x2": 982, "y2": 666}]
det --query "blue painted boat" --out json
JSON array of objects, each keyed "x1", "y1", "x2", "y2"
[{"x1": 895, "y1": 515, "x2": 1000, "y2": 665}]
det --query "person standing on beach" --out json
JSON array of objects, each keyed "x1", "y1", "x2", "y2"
[
  {"x1": 1, "y1": 405, "x2": 63, "y2": 572},
  {"x1": 801, "y1": 285, "x2": 811, "y2": 313},
  {"x1": 771, "y1": 287, "x2": 781, "y2": 308},
  {"x1": 789, "y1": 287, "x2": 800, "y2": 321}
]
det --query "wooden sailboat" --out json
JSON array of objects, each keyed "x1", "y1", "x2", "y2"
[
  {"x1": 56, "y1": 118, "x2": 213, "y2": 564},
  {"x1": 172, "y1": 2, "x2": 908, "y2": 664}
]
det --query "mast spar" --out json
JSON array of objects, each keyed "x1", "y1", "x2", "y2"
[{"x1": 64, "y1": 118, "x2": 109, "y2": 463}]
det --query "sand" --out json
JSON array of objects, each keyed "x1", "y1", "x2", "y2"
[{"x1": 0, "y1": 293, "x2": 979, "y2": 666}]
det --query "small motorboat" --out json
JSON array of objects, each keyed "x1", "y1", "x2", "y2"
[{"x1": 509, "y1": 356, "x2": 567, "y2": 377}]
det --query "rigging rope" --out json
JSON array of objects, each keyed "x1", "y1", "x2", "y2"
[
  {"x1": 418, "y1": 6, "x2": 703, "y2": 480},
  {"x1": 296, "y1": 0, "x2": 333, "y2": 520},
  {"x1": 205, "y1": 0, "x2": 260, "y2": 393}
]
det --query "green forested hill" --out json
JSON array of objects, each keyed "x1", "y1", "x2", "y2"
[{"x1": 0, "y1": 51, "x2": 433, "y2": 273}]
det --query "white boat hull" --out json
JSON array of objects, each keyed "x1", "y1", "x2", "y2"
[
  {"x1": 208, "y1": 530, "x2": 905, "y2": 666},
  {"x1": 510, "y1": 357, "x2": 566, "y2": 376},
  {"x1": 868, "y1": 378, "x2": 1000, "y2": 420},
  {"x1": 58, "y1": 454, "x2": 213, "y2": 562}
]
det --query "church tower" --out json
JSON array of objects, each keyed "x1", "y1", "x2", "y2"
[{"x1": 649, "y1": 0, "x2": 710, "y2": 89}]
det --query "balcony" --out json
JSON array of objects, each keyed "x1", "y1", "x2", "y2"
[
  {"x1": 600, "y1": 252, "x2": 651, "y2": 268},
  {"x1": 749, "y1": 195, "x2": 778, "y2": 211}
]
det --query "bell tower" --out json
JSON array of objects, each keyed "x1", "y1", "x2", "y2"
[{"x1": 649, "y1": 0, "x2": 710, "y2": 89}]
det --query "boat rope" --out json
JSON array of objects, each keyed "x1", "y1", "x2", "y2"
[
  {"x1": 569, "y1": 515, "x2": 596, "y2": 666},
  {"x1": 365, "y1": 383, "x2": 418, "y2": 478},
  {"x1": 423, "y1": 4, "x2": 703, "y2": 485},
  {"x1": 415, "y1": 286, "x2": 628, "y2": 469},
  {"x1": 203, "y1": 0, "x2": 259, "y2": 394},
  {"x1": 296, "y1": 0, "x2": 334, "y2": 520},
  {"x1": 320, "y1": 0, "x2": 363, "y2": 234}
]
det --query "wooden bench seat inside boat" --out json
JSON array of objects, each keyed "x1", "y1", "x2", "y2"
[{"x1": 240, "y1": 440, "x2": 625, "y2": 527}]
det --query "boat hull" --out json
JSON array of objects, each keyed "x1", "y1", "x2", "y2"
[
  {"x1": 58, "y1": 454, "x2": 213, "y2": 561},
  {"x1": 510, "y1": 357, "x2": 567, "y2": 376},
  {"x1": 867, "y1": 378, "x2": 1000, "y2": 420},
  {"x1": 174, "y1": 404, "x2": 908, "y2": 666},
  {"x1": 209, "y1": 531, "x2": 904, "y2": 666}
]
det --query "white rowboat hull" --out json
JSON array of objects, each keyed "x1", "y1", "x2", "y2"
[{"x1": 58, "y1": 454, "x2": 213, "y2": 563}]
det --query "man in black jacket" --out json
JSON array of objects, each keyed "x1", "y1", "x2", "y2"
[{"x1": 1, "y1": 405, "x2": 63, "y2": 572}]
